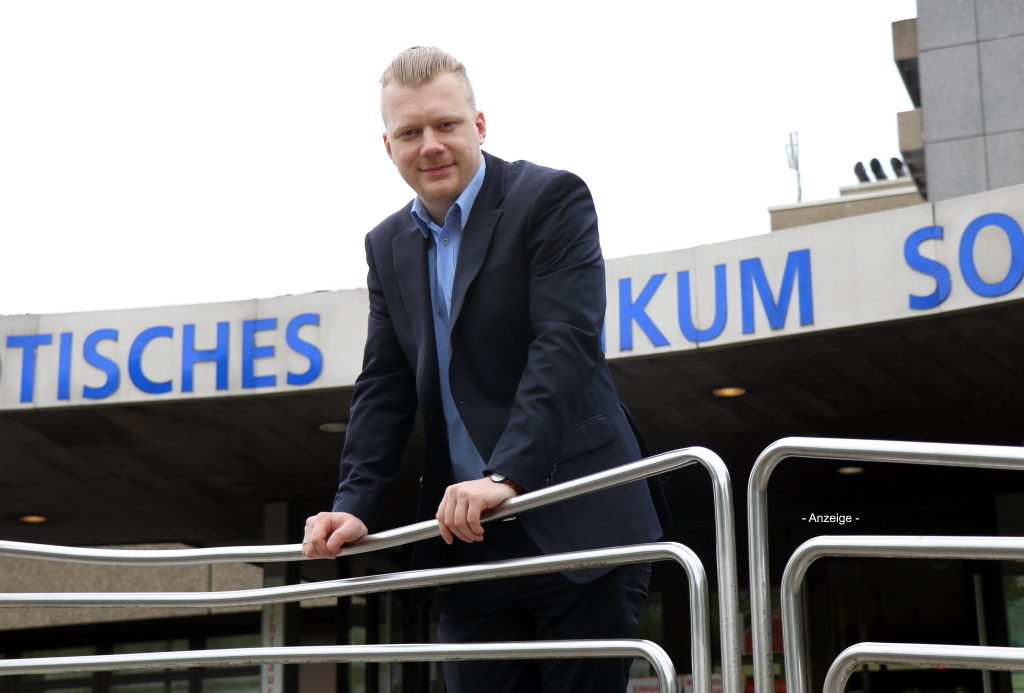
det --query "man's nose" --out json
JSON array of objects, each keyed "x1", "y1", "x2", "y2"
[{"x1": 421, "y1": 129, "x2": 444, "y2": 154}]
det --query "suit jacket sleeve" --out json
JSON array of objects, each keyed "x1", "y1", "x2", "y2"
[
  {"x1": 331, "y1": 234, "x2": 417, "y2": 527},
  {"x1": 480, "y1": 170, "x2": 612, "y2": 491}
]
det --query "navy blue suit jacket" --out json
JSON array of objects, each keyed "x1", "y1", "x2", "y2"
[{"x1": 332, "y1": 152, "x2": 661, "y2": 581}]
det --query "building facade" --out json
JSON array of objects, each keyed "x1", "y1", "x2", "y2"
[{"x1": 2, "y1": 2, "x2": 1024, "y2": 692}]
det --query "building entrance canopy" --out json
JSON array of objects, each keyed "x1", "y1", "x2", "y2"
[{"x1": 0, "y1": 184, "x2": 1022, "y2": 548}]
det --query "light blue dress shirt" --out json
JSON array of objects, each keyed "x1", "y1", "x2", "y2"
[{"x1": 410, "y1": 158, "x2": 487, "y2": 482}]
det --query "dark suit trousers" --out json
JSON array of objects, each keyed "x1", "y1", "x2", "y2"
[{"x1": 438, "y1": 519, "x2": 652, "y2": 693}]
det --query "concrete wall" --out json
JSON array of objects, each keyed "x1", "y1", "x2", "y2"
[
  {"x1": 917, "y1": 0, "x2": 1024, "y2": 200},
  {"x1": 0, "y1": 544, "x2": 263, "y2": 629},
  {"x1": 768, "y1": 180, "x2": 924, "y2": 231},
  {"x1": 0, "y1": 544, "x2": 331, "y2": 631}
]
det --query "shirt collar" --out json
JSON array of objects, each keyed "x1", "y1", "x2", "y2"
[{"x1": 411, "y1": 156, "x2": 487, "y2": 238}]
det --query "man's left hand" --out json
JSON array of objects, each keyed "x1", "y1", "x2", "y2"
[{"x1": 436, "y1": 478, "x2": 518, "y2": 544}]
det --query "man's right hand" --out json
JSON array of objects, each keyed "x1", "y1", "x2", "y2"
[{"x1": 302, "y1": 512, "x2": 368, "y2": 559}]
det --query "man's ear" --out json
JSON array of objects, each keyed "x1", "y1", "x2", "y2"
[
  {"x1": 475, "y1": 112, "x2": 486, "y2": 144},
  {"x1": 383, "y1": 132, "x2": 393, "y2": 161}
]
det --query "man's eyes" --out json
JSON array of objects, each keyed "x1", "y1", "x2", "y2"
[{"x1": 396, "y1": 122, "x2": 458, "y2": 139}]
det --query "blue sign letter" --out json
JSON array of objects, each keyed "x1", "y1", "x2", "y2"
[
  {"x1": 83, "y1": 329, "x2": 120, "y2": 400},
  {"x1": 959, "y1": 213, "x2": 1024, "y2": 298},
  {"x1": 286, "y1": 313, "x2": 323, "y2": 386},
  {"x1": 242, "y1": 318, "x2": 277, "y2": 389},
  {"x1": 129, "y1": 326, "x2": 174, "y2": 395},
  {"x1": 619, "y1": 275, "x2": 670, "y2": 351},
  {"x1": 677, "y1": 264, "x2": 727, "y2": 343},
  {"x1": 740, "y1": 249, "x2": 814, "y2": 334},
  {"x1": 182, "y1": 322, "x2": 230, "y2": 392},
  {"x1": 904, "y1": 225, "x2": 951, "y2": 309},
  {"x1": 57, "y1": 332, "x2": 73, "y2": 400},
  {"x1": 6, "y1": 334, "x2": 52, "y2": 403}
]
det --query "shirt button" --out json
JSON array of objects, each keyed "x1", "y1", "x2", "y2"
[{"x1": 442, "y1": 238, "x2": 449, "y2": 245}]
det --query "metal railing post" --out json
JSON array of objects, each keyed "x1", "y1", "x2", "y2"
[{"x1": 747, "y1": 437, "x2": 1024, "y2": 693}]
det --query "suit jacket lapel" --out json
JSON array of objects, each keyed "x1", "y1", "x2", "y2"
[
  {"x1": 392, "y1": 225, "x2": 450, "y2": 436},
  {"x1": 450, "y1": 153, "x2": 506, "y2": 328},
  {"x1": 392, "y1": 226, "x2": 434, "y2": 356}
]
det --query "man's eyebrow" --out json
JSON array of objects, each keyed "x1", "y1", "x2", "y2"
[
  {"x1": 391, "y1": 113, "x2": 465, "y2": 131},
  {"x1": 387, "y1": 118, "x2": 419, "y2": 133}
]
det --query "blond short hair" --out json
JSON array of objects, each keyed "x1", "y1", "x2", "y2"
[{"x1": 380, "y1": 46, "x2": 477, "y2": 111}]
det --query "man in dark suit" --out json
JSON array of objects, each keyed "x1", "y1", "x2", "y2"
[{"x1": 303, "y1": 46, "x2": 661, "y2": 692}]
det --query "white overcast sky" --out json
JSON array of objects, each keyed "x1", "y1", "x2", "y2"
[{"x1": 0, "y1": 1, "x2": 917, "y2": 316}]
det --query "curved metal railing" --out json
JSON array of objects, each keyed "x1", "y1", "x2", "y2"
[
  {"x1": 781, "y1": 535, "x2": 1024, "y2": 693},
  {"x1": 1, "y1": 446, "x2": 738, "y2": 692},
  {"x1": 823, "y1": 642, "x2": 1024, "y2": 693},
  {"x1": 0, "y1": 640, "x2": 679, "y2": 691},
  {"x1": 747, "y1": 437, "x2": 1024, "y2": 693},
  {"x1": 0, "y1": 542, "x2": 708, "y2": 692}
]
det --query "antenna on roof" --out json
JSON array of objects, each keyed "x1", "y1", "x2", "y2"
[{"x1": 786, "y1": 131, "x2": 802, "y2": 203}]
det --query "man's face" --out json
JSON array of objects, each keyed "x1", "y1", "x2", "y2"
[{"x1": 382, "y1": 72, "x2": 486, "y2": 221}]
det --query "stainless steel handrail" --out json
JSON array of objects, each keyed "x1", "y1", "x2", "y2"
[
  {"x1": 0, "y1": 542, "x2": 710, "y2": 693},
  {"x1": 747, "y1": 437, "x2": 1024, "y2": 693},
  {"x1": 0, "y1": 448, "x2": 723, "y2": 565},
  {"x1": 0, "y1": 640, "x2": 679, "y2": 692},
  {"x1": 781, "y1": 535, "x2": 1024, "y2": 693},
  {"x1": 0, "y1": 446, "x2": 741, "y2": 693},
  {"x1": 823, "y1": 642, "x2": 1024, "y2": 693},
  {"x1": 0, "y1": 542, "x2": 702, "y2": 607},
  {"x1": 0, "y1": 541, "x2": 303, "y2": 565}
]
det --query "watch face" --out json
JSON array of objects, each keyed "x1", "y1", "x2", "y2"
[{"x1": 489, "y1": 473, "x2": 507, "y2": 483}]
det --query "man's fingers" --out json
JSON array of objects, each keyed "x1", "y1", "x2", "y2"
[
  {"x1": 436, "y1": 478, "x2": 518, "y2": 544},
  {"x1": 302, "y1": 512, "x2": 367, "y2": 559},
  {"x1": 436, "y1": 490, "x2": 455, "y2": 544},
  {"x1": 327, "y1": 517, "x2": 368, "y2": 552},
  {"x1": 465, "y1": 500, "x2": 484, "y2": 536},
  {"x1": 436, "y1": 485, "x2": 487, "y2": 544},
  {"x1": 437, "y1": 491, "x2": 463, "y2": 544},
  {"x1": 443, "y1": 492, "x2": 468, "y2": 543},
  {"x1": 302, "y1": 514, "x2": 329, "y2": 558},
  {"x1": 457, "y1": 500, "x2": 483, "y2": 542},
  {"x1": 446, "y1": 491, "x2": 473, "y2": 543}
]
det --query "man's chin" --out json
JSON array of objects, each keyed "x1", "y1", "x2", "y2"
[{"x1": 419, "y1": 186, "x2": 459, "y2": 208}]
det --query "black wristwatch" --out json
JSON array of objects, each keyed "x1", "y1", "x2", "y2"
[{"x1": 487, "y1": 473, "x2": 524, "y2": 494}]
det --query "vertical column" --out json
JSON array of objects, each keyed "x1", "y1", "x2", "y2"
[
  {"x1": 335, "y1": 582, "x2": 350, "y2": 693},
  {"x1": 365, "y1": 593, "x2": 380, "y2": 693},
  {"x1": 263, "y1": 502, "x2": 300, "y2": 693}
]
